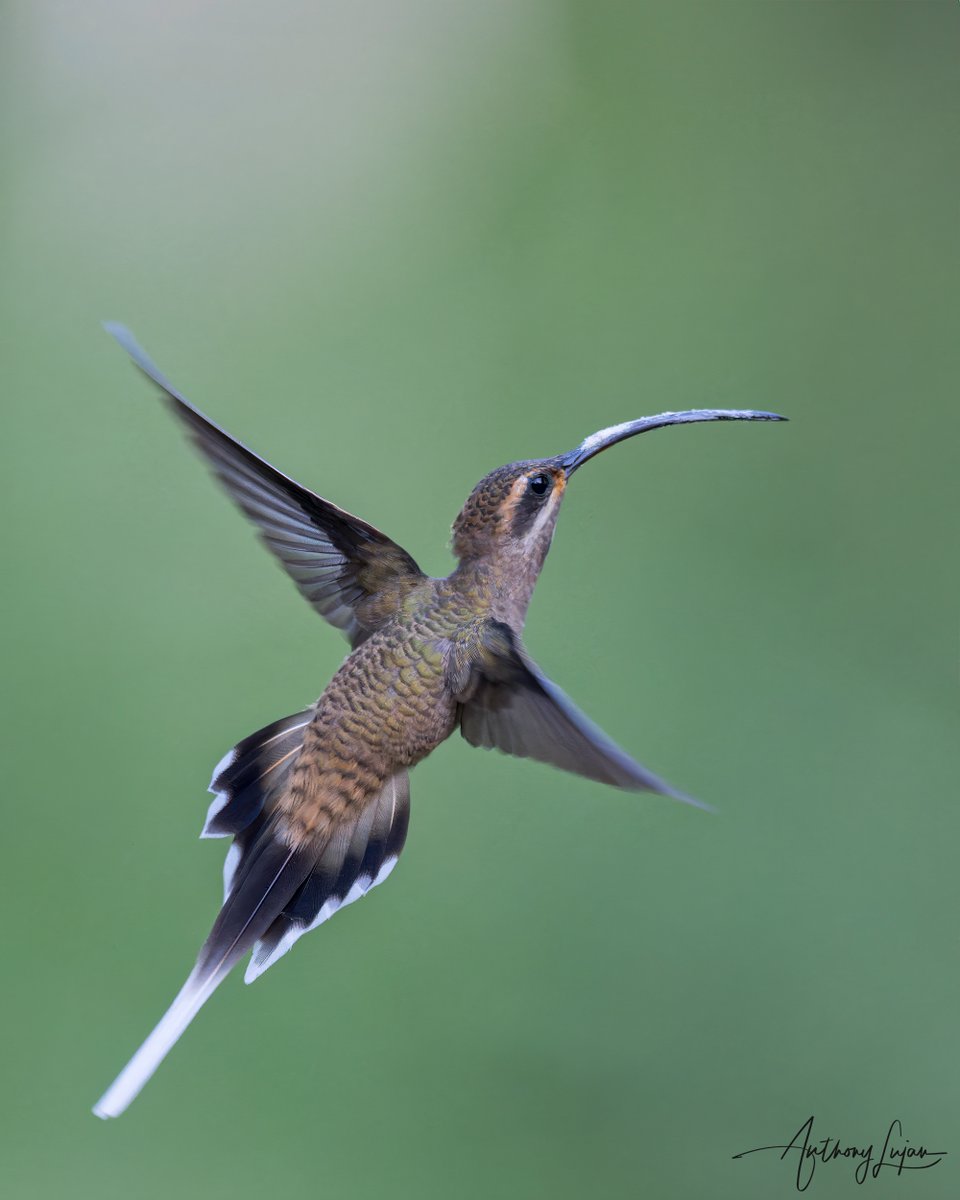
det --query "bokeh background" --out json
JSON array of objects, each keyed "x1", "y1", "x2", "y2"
[{"x1": 2, "y1": 3, "x2": 957, "y2": 1198}]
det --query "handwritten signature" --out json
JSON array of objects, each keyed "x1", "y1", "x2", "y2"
[{"x1": 733, "y1": 1116, "x2": 947, "y2": 1191}]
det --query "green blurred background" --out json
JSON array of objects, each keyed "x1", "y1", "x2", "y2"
[{"x1": 2, "y1": 3, "x2": 957, "y2": 1197}]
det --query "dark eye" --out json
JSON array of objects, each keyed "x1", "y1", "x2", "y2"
[{"x1": 528, "y1": 473, "x2": 551, "y2": 496}]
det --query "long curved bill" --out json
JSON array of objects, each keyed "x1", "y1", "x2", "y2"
[{"x1": 559, "y1": 409, "x2": 787, "y2": 475}]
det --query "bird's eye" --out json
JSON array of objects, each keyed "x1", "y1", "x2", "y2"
[{"x1": 528, "y1": 473, "x2": 551, "y2": 496}]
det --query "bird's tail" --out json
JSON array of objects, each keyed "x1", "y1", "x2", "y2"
[
  {"x1": 94, "y1": 838, "x2": 313, "y2": 1118},
  {"x1": 94, "y1": 712, "x2": 317, "y2": 1120},
  {"x1": 92, "y1": 959, "x2": 235, "y2": 1120},
  {"x1": 94, "y1": 827, "x2": 314, "y2": 1119}
]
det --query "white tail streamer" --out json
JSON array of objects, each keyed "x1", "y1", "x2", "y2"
[{"x1": 93, "y1": 963, "x2": 231, "y2": 1120}]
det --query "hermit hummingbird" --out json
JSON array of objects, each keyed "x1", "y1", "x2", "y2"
[{"x1": 93, "y1": 324, "x2": 785, "y2": 1119}]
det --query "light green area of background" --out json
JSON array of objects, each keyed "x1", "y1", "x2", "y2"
[{"x1": 2, "y1": 3, "x2": 957, "y2": 1198}]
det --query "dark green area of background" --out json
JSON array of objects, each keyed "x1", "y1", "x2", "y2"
[{"x1": 2, "y1": 3, "x2": 957, "y2": 1198}]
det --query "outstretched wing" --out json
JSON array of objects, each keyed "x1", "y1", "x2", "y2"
[
  {"x1": 105, "y1": 323, "x2": 424, "y2": 646},
  {"x1": 450, "y1": 620, "x2": 710, "y2": 810}
]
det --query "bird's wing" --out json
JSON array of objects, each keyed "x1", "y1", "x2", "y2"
[
  {"x1": 451, "y1": 620, "x2": 709, "y2": 809},
  {"x1": 106, "y1": 323, "x2": 425, "y2": 647}
]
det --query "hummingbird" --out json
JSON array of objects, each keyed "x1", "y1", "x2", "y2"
[{"x1": 93, "y1": 323, "x2": 785, "y2": 1120}]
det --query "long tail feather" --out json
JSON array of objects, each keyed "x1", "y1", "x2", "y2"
[
  {"x1": 93, "y1": 720, "x2": 413, "y2": 1117},
  {"x1": 94, "y1": 823, "x2": 313, "y2": 1118},
  {"x1": 93, "y1": 960, "x2": 233, "y2": 1120}
]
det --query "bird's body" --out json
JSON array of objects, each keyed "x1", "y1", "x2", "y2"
[
  {"x1": 283, "y1": 604, "x2": 457, "y2": 841},
  {"x1": 93, "y1": 324, "x2": 785, "y2": 1119}
]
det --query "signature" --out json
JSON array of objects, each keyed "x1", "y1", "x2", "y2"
[{"x1": 733, "y1": 1116, "x2": 947, "y2": 1191}]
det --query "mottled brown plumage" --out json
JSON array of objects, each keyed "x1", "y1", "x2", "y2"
[{"x1": 93, "y1": 324, "x2": 785, "y2": 1119}]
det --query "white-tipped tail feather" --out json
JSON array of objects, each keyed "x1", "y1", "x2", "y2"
[
  {"x1": 199, "y1": 746, "x2": 236, "y2": 837},
  {"x1": 243, "y1": 854, "x2": 399, "y2": 984},
  {"x1": 92, "y1": 964, "x2": 230, "y2": 1120}
]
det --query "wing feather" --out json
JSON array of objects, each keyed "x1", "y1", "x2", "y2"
[
  {"x1": 453, "y1": 620, "x2": 710, "y2": 810},
  {"x1": 105, "y1": 323, "x2": 424, "y2": 646}
]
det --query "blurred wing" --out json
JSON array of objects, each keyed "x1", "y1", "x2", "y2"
[
  {"x1": 106, "y1": 323, "x2": 424, "y2": 646},
  {"x1": 453, "y1": 621, "x2": 709, "y2": 810}
]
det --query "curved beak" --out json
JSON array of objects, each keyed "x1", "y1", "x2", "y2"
[{"x1": 559, "y1": 409, "x2": 787, "y2": 476}]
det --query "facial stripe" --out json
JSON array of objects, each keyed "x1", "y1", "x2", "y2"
[
  {"x1": 510, "y1": 472, "x2": 563, "y2": 540},
  {"x1": 522, "y1": 486, "x2": 561, "y2": 543}
]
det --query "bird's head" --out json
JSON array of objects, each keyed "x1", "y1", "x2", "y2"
[
  {"x1": 451, "y1": 458, "x2": 568, "y2": 564},
  {"x1": 450, "y1": 408, "x2": 786, "y2": 618}
]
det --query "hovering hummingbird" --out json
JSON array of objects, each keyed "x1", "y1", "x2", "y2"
[{"x1": 93, "y1": 323, "x2": 785, "y2": 1119}]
